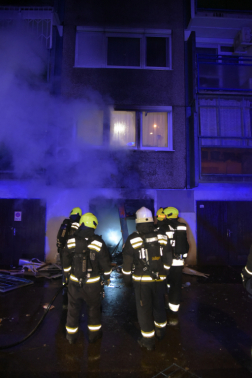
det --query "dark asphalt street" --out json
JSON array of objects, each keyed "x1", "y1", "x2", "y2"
[{"x1": 0, "y1": 265, "x2": 252, "y2": 378}]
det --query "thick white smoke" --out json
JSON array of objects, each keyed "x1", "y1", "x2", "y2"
[{"x1": 0, "y1": 26, "x2": 132, "y2": 189}]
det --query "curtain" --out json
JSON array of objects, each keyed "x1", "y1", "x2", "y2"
[
  {"x1": 142, "y1": 112, "x2": 167, "y2": 147},
  {"x1": 110, "y1": 111, "x2": 136, "y2": 147}
]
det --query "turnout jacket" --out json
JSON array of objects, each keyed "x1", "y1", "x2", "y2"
[
  {"x1": 57, "y1": 218, "x2": 79, "y2": 251},
  {"x1": 122, "y1": 222, "x2": 172, "y2": 285},
  {"x1": 63, "y1": 227, "x2": 112, "y2": 284},
  {"x1": 158, "y1": 218, "x2": 189, "y2": 267}
]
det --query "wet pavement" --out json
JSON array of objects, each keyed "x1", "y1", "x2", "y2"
[{"x1": 0, "y1": 265, "x2": 252, "y2": 378}]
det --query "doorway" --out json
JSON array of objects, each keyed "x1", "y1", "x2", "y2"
[
  {"x1": 197, "y1": 201, "x2": 252, "y2": 265},
  {"x1": 89, "y1": 197, "x2": 154, "y2": 254},
  {"x1": 0, "y1": 199, "x2": 46, "y2": 267}
]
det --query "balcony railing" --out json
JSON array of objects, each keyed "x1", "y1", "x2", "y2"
[{"x1": 197, "y1": 54, "x2": 252, "y2": 92}]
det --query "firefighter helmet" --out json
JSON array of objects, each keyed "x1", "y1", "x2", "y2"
[
  {"x1": 156, "y1": 207, "x2": 166, "y2": 221},
  {"x1": 79, "y1": 213, "x2": 98, "y2": 229},
  {"x1": 70, "y1": 207, "x2": 82, "y2": 217},
  {"x1": 135, "y1": 207, "x2": 153, "y2": 223},
  {"x1": 163, "y1": 207, "x2": 179, "y2": 219}
]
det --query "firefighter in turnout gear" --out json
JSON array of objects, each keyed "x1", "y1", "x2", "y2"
[
  {"x1": 63, "y1": 212, "x2": 112, "y2": 344},
  {"x1": 241, "y1": 244, "x2": 252, "y2": 296},
  {"x1": 156, "y1": 207, "x2": 189, "y2": 320},
  {"x1": 56, "y1": 207, "x2": 82, "y2": 308},
  {"x1": 122, "y1": 207, "x2": 172, "y2": 351},
  {"x1": 57, "y1": 207, "x2": 82, "y2": 258}
]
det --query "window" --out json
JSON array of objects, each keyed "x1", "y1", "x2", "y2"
[
  {"x1": 199, "y1": 97, "x2": 252, "y2": 175},
  {"x1": 142, "y1": 112, "x2": 168, "y2": 148},
  {"x1": 76, "y1": 107, "x2": 173, "y2": 150},
  {"x1": 146, "y1": 37, "x2": 169, "y2": 68},
  {"x1": 110, "y1": 107, "x2": 173, "y2": 150},
  {"x1": 75, "y1": 27, "x2": 172, "y2": 69},
  {"x1": 110, "y1": 111, "x2": 136, "y2": 147},
  {"x1": 107, "y1": 37, "x2": 140, "y2": 67},
  {"x1": 199, "y1": 98, "x2": 252, "y2": 147},
  {"x1": 77, "y1": 110, "x2": 104, "y2": 146}
]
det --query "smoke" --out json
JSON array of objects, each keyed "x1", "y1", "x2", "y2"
[{"x1": 0, "y1": 25, "x2": 141, "y2": 190}]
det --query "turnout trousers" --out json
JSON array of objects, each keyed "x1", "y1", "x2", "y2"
[
  {"x1": 58, "y1": 248, "x2": 68, "y2": 305},
  {"x1": 167, "y1": 265, "x2": 183, "y2": 312},
  {"x1": 66, "y1": 280, "x2": 102, "y2": 342},
  {"x1": 134, "y1": 280, "x2": 167, "y2": 346}
]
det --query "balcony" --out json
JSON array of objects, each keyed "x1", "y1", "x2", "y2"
[{"x1": 197, "y1": 54, "x2": 252, "y2": 92}]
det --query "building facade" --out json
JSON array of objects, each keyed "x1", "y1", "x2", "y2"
[
  {"x1": 185, "y1": 0, "x2": 252, "y2": 265},
  {"x1": 0, "y1": 0, "x2": 192, "y2": 265}
]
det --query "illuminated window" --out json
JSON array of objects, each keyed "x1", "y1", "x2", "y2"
[
  {"x1": 110, "y1": 111, "x2": 136, "y2": 147},
  {"x1": 110, "y1": 108, "x2": 173, "y2": 150},
  {"x1": 142, "y1": 112, "x2": 168, "y2": 148},
  {"x1": 75, "y1": 28, "x2": 172, "y2": 69},
  {"x1": 77, "y1": 110, "x2": 103, "y2": 145},
  {"x1": 140, "y1": 109, "x2": 173, "y2": 150}
]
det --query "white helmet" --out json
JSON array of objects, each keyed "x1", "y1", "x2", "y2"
[{"x1": 135, "y1": 207, "x2": 153, "y2": 224}]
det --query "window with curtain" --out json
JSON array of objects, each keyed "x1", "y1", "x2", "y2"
[
  {"x1": 110, "y1": 111, "x2": 136, "y2": 147},
  {"x1": 199, "y1": 97, "x2": 252, "y2": 175},
  {"x1": 199, "y1": 98, "x2": 252, "y2": 147},
  {"x1": 77, "y1": 110, "x2": 103, "y2": 145},
  {"x1": 142, "y1": 112, "x2": 168, "y2": 147}
]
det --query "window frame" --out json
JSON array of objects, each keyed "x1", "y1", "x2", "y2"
[
  {"x1": 112, "y1": 106, "x2": 173, "y2": 151},
  {"x1": 75, "y1": 27, "x2": 172, "y2": 70},
  {"x1": 198, "y1": 95, "x2": 252, "y2": 177}
]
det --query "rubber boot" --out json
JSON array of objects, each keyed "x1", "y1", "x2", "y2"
[
  {"x1": 137, "y1": 336, "x2": 155, "y2": 351},
  {"x1": 66, "y1": 332, "x2": 78, "y2": 344},
  {"x1": 155, "y1": 326, "x2": 166, "y2": 340},
  {"x1": 88, "y1": 329, "x2": 103, "y2": 343}
]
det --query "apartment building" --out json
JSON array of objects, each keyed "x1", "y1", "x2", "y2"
[
  {"x1": 0, "y1": 0, "x2": 190, "y2": 265},
  {"x1": 185, "y1": 0, "x2": 252, "y2": 265}
]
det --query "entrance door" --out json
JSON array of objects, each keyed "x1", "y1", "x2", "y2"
[
  {"x1": 197, "y1": 201, "x2": 252, "y2": 266},
  {"x1": 89, "y1": 198, "x2": 154, "y2": 253},
  {"x1": 0, "y1": 199, "x2": 46, "y2": 267}
]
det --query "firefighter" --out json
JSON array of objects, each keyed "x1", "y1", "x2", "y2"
[
  {"x1": 241, "y1": 244, "x2": 252, "y2": 295},
  {"x1": 122, "y1": 207, "x2": 172, "y2": 351},
  {"x1": 63, "y1": 212, "x2": 112, "y2": 344},
  {"x1": 156, "y1": 207, "x2": 189, "y2": 321},
  {"x1": 56, "y1": 207, "x2": 82, "y2": 308}
]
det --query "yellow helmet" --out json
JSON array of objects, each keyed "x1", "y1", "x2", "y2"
[
  {"x1": 163, "y1": 207, "x2": 179, "y2": 219},
  {"x1": 70, "y1": 207, "x2": 82, "y2": 217},
  {"x1": 156, "y1": 207, "x2": 166, "y2": 221},
  {"x1": 79, "y1": 213, "x2": 98, "y2": 229}
]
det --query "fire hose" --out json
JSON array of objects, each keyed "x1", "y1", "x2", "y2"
[{"x1": 0, "y1": 284, "x2": 65, "y2": 350}]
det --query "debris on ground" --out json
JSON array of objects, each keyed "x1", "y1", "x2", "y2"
[
  {"x1": 18, "y1": 258, "x2": 46, "y2": 274},
  {"x1": 0, "y1": 273, "x2": 34, "y2": 293},
  {"x1": 183, "y1": 266, "x2": 209, "y2": 278}
]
